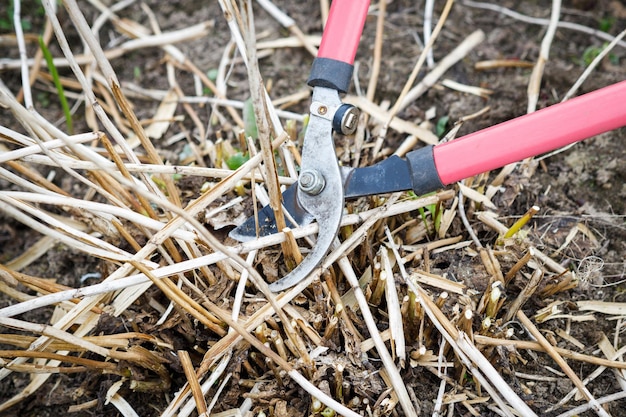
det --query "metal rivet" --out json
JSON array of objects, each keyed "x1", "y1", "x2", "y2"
[{"x1": 317, "y1": 105, "x2": 328, "y2": 116}]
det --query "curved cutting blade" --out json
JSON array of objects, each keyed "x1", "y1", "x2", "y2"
[
  {"x1": 268, "y1": 87, "x2": 345, "y2": 292},
  {"x1": 268, "y1": 182, "x2": 343, "y2": 291}
]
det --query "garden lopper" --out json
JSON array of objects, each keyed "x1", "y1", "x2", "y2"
[{"x1": 230, "y1": 0, "x2": 626, "y2": 291}]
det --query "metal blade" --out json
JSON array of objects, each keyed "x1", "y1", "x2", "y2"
[
  {"x1": 268, "y1": 163, "x2": 343, "y2": 291},
  {"x1": 228, "y1": 184, "x2": 313, "y2": 242},
  {"x1": 229, "y1": 155, "x2": 416, "y2": 241},
  {"x1": 268, "y1": 87, "x2": 345, "y2": 291}
]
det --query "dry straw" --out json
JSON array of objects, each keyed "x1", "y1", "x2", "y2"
[{"x1": 1, "y1": 0, "x2": 625, "y2": 416}]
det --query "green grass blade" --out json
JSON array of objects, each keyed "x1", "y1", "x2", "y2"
[{"x1": 38, "y1": 36, "x2": 73, "y2": 134}]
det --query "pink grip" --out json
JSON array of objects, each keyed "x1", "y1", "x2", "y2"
[
  {"x1": 433, "y1": 80, "x2": 626, "y2": 185},
  {"x1": 318, "y1": 0, "x2": 370, "y2": 64}
]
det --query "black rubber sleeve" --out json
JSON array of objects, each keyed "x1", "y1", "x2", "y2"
[
  {"x1": 307, "y1": 57, "x2": 354, "y2": 93},
  {"x1": 405, "y1": 145, "x2": 445, "y2": 194}
]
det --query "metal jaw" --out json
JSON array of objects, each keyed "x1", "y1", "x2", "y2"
[{"x1": 268, "y1": 87, "x2": 345, "y2": 292}]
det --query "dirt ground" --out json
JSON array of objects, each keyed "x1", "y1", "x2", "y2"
[{"x1": 1, "y1": 0, "x2": 626, "y2": 416}]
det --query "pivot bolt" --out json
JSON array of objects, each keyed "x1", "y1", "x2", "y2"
[{"x1": 299, "y1": 169, "x2": 325, "y2": 195}]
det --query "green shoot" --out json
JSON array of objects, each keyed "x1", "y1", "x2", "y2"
[
  {"x1": 582, "y1": 43, "x2": 619, "y2": 66},
  {"x1": 599, "y1": 16, "x2": 615, "y2": 33},
  {"x1": 38, "y1": 36, "x2": 73, "y2": 134},
  {"x1": 502, "y1": 205, "x2": 539, "y2": 240},
  {"x1": 1, "y1": 3, "x2": 32, "y2": 31},
  {"x1": 243, "y1": 98, "x2": 258, "y2": 139},
  {"x1": 409, "y1": 191, "x2": 442, "y2": 235},
  {"x1": 435, "y1": 115, "x2": 449, "y2": 138},
  {"x1": 225, "y1": 152, "x2": 249, "y2": 170},
  {"x1": 207, "y1": 68, "x2": 219, "y2": 81}
]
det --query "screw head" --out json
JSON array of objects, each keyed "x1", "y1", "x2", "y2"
[{"x1": 299, "y1": 169, "x2": 325, "y2": 195}]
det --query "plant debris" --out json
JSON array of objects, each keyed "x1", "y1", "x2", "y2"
[{"x1": 1, "y1": 0, "x2": 625, "y2": 416}]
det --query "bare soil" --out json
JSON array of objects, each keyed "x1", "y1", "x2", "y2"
[{"x1": 1, "y1": 0, "x2": 625, "y2": 416}]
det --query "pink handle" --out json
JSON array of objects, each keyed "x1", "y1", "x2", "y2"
[
  {"x1": 434, "y1": 80, "x2": 626, "y2": 185},
  {"x1": 318, "y1": 0, "x2": 370, "y2": 65}
]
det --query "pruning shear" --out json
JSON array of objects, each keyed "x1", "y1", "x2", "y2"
[{"x1": 230, "y1": 0, "x2": 626, "y2": 292}]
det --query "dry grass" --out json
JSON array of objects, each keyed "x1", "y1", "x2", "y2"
[{"x1": 1, "y1": 0, "x2": 625, "y2": 416}]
